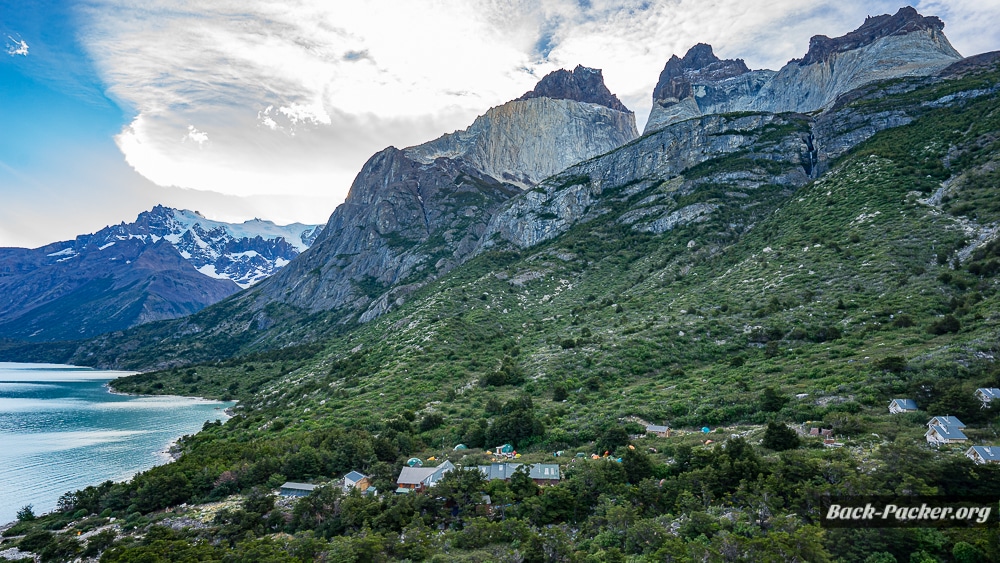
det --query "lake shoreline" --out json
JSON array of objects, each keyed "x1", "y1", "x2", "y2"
[{"x1": 0, "y1": 362, "x2": 235, "y2": 525}]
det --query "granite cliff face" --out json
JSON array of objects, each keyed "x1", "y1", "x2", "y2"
[
  {"x1": 645, "y1": 7, "x2": 962, "y2": 133},
  {"x1": 407, "y1": 66, "x2": 637, "y2": 188},
  {"x1": 250, "y1": 67, "x2": 636, "y2": 322},
  {"x1": 478, "y1": 112, "x2": 814, "y2": 251},
  {"x1": 645, "y1": 44, "x2": 774, "y2": 131},
  {"x1": 478, "y1": 50, "x2": 999, "y2": 254}
]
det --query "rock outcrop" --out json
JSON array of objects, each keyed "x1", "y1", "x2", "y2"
[
  {"x1": 516, "y1": 64, "x2": 631, "y2": 113},
  {"x1": 478, "y1": 112, "x2": 814, "y2": 250},
  {"x1": 407, "y1": 66, "x2": 637, "y2": 188},
  {"x1": 251, "y1": 66, "x2": 637, "y2": 321},
  {"x1": 644, "y1": 44, "x2": 774, "y2": 131},
  {"x1": 252, "y1": 148, "x2": 520, "y2": 319},
  {"x1": 644, "y1": 7, "x2": 962, "y2": 133}
]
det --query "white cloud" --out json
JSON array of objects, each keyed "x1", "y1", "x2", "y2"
[
  {"x1": 185, "y1": 125, "x2": 208, "y2": 146},
  {"x1": 6, "y1": 36, "x2": 28, "y2": 56},
  {"x1": 73, "y1": 0, "x2": 1000, "y2": 208}
]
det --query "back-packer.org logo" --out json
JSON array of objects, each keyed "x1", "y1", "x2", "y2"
[{"x1": 820, "y1": 496, "x2": 998, "y2": 528}]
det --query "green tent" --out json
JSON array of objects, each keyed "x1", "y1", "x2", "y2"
[{"x1": 407, "y1": 458, "x2": 423, "y2": 467}]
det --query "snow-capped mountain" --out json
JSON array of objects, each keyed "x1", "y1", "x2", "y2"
[
  {"x1": 0, "y1": 206, "x2": 322, "y2": 341},
  {"x1": 53, "y1": 205, "x2": 323, "y2": 288}
]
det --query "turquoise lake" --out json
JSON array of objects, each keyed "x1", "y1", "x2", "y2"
[{"x1": 0, "y1": 362, "x2": 234, "y2": 524}]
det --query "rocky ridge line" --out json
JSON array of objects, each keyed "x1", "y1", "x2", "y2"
[
  {"x1": 644, "y1": 7, "x2": 962, "y2": 133},
  {"x1": 516, "y1": 64, "x2": 631, "y2": 113}
]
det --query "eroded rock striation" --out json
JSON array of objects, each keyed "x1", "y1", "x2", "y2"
[
  {"x1": 478, "y1": 112, "x2": 814, "y2": 251},
  {"x1": 644, "y1": 7, "x2": 962, "y2": 133}
]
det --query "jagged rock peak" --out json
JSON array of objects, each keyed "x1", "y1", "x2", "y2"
[
  {"x1": 652, "y1": 43, "x2": 751, "y2": 101},
  {"x1": 798, "y1": 6, "x2": 946, "y2": 66},
  {"x1": 643, "y1": 7, "x2": 961, "y2": 133},
  {"x1": 516, "y1": 65, "x2": 631, "y2": 113}
]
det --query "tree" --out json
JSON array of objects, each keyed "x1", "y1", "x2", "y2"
[
  {"x1": 16, "y1": 504, "x2": 35, "y2": 521},
  {"x1": 485, "y1": 394, "x2": 544, "y2": 447},
  {"x1": 436, "y1": 467, "x2": 487, "y2": 521},
  {"x1": 243, "y1": 486, "x2": 275, "y2": 514},
  {"x1": 762, "y1": 422, "x2": 800, "y2": 451},
  {"x1": 622, "y1": 447, "x2": 656, "y2": 483},
  {"x1": 596, "y1": 427, "x2": 629, "y2": 454},
  {"x1": 509, "y1": 465, "x2": 539, "y2": 501},
  {"x1": 761, "y1": 387, "x2": 789, "y2": 412},
  {"x1": 952, "y1": 541, "x2": 985, "y2": 563},
  {"x1": 874, "y1": 356, "x2": 907, "y2": 373}
]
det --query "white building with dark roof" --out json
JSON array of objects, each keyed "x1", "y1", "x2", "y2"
[
  {"x1": 476, "y1": 462, "x2": 561, "y2": 486},
  {"x1": 925, "y1": 418, "x2": 968, "y2": 445},
  {"x1": 966, "y1": 446, "x2": 1000, "y2": 464},
  {"x1": 888, "y1": 399, "x2": 917, "y2": 414},
  {"x1": 975, "y1": 388, "x2": 1000, "y2": 407}
]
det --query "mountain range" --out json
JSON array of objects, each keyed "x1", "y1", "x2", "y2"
[
  {"x1": 0, "y1": 206, "x2": 321, "y2": 341},
  {"x1": 7, "y1": 6, "x2": 1000, "y2": 562},
  {"x1": 0, "y1": 6, "x2": 992, "y2": 370},
  {"x1": 14, "y1": 5, "x2": 986, "y2": 371}
]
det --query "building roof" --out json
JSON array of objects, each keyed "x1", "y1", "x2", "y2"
[
  {"x1": 890, "y1": 399, "x2": 918, "y2": 410},
  {"x1": 967, "y1": 446, "x2": 1000, "y2": 462},
  {"x1": 397, "y1": 461, "x2": 454, "y2": 486},
  {"x1": 477, "y1": 462, "x2": 561, "y2": 481},
  {"x1": 976, "y1": 388, "x2": 1000, "y2": 400},
  {"x1": 280, "y1": 482, "x2": 316, "y2": 491},
  {"x1": 928, "y1": 416, "x2": 965, "y2": 428},
  {"x1": 478, "y1": 463, "x2": 522, "y2": 480},
  {"x1": 397, "y1": 467, "x2": 437, "y2": 485},
  {"x1": 344, "y1": 471, "x2": 367, "y2": 483},
  {"x1": 927, "y1": 424, "x2": 968, "y2": 441},
  {"x1": 646, "y1": 424, "x2": 669, "y2": 433},
  {"x1": 528, "y1": 464, "x2": 560, "y2": 480}
]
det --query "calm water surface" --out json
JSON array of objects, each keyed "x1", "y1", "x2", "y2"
[{"x1": 0, "y1": 362, "x2": 234, "y2": 524}]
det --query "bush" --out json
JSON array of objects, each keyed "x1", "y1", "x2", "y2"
[
  {"x1": 874, "y1": 356, "x2": 907, "y2": 373},
  {"x1": 419, "y1": 413, "x2": 444, "y2": 432},
  {"x1": 596, "y1": 427, "x2": 630, "y2": 454},
  {"x1": 552, "y1": 384, "x2": 568, "y2": 402},
  {"x1": 16, "y1": 504, "x2": 35, "y2": 522},
  {"x1": 928, "y1": 314, "x2": 961, "y2": 335},
  {"x1": 892, "y1": 314, "x2": 915, "y2": 328},
  {"x1": 761, "y1": 387, "x2": 789, "y2": 412},
  {"x1": 762, "y1": 422, "x2": 800, "y2": 451}
]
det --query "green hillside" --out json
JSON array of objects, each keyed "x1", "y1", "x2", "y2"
[{"x1": 5, "y1": 64, "x2": 1000, "y2": 562}]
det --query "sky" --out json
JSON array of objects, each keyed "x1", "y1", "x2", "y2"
[{"x1": 2, "y1": 1, "x2": 999, "y2": 248}]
